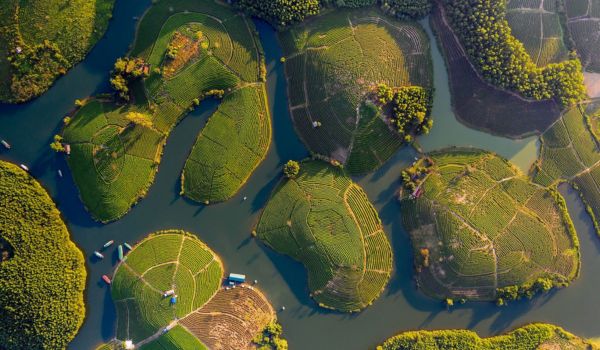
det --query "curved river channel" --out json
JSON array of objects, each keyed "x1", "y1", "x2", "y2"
[{"x1": 1, "y1": 1, "x2": 600, "y2": 349}]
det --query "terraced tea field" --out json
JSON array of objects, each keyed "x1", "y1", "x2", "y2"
[
  {"x1": 534, "y1": 101, "x2": 600, "y2": 235},
  {"x1": 566, "y1": 0, "x2": 600, "y2": 72},
  {"x1": 401, "y1": 149, "x2": 579, "y2": 301},
  {"x1": 110, "y1": 230, "x2": 276, "y2": 349},
  {"x1": 180, "y1": 286, "x2": 274, "y2": 350},
  {"x1": 506, "y1": 0, "x2": 569, "y2": 66},
  {"x1": 431, "y1": 4, "x2": 562, "y2": 138},
  {"x1": 279, "y1": 8, "x2": 432, "y2": 173},
  {"x1": 0, "y1": 0, "x2": 115, "y2": 102},
  {"x1": 256, "y1": 160, "x2": 393, "y2": 311},
  {"x1": 63, "y1": 0, "x2": 271, "y2": 221}
]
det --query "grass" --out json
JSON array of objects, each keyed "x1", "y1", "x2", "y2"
[
  {"x1": 111, "y1": 230, "x2": 223, "y2": 343},
  {"x1": 140, "y1": 325, "x2": 207, "y2": 350},
  {"x1": 506, "y1": 0, "x2": 569, "y2": 67},
  {"x1": 534, "y1": 101, "x2": 600, "y2": 236},
  {"x1": 378, "y1": 323, "x2": 596, "y2": 350},
  {"x1": 566, "y1": 0, "x2": 600, "y2": 72},
  {"x1": 180, "y1": 286, "x2": 275, "y2": 349},
  {"x1": 430, "y1": 5, "x2": 562, "y2": 138},
  {"x1": 63, "y1": 0, "x2": 271, "y2": 221},
  {"x1": 0, "y1": 0, "x2": 115, "y2": 102},
  {"x1": 401, "y1": 148, "x2": 579, "y2": 301},
  {"x1": 0, "y1": 161, "x2": 86, "y2": 349},
  {"x1": 279, "y1": 8, "x2": 432, "y2": 173},
  {"x1": 255, "y1": 160, "x2": 393, "y2": 312}
]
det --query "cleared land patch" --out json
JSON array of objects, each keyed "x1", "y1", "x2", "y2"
[
  {"x1": 256, "y1": 160, "x2": 393, "y2": 311},
  {"x1": 110, "y1": 230, "x2": 277, "y2": 349},
  {"x1": 0, "y1": 0, "x2": 115, "y2": 102},
  {"x1": 533, "y1": 100, "x2": 600, "y2": 235},
  {"x1": 378, "y1": 323, "x2": 595, "y2": 349},
  {"x1": 63, "y1": 0, "x2": 271, "y2": 222},
  {"x1": 278, "y1": 8, "x2": 433, "y2": 174},
  {"x1": 431, "y1": 4, "x2": 562, "y2": 138},
  {"x1": 506, "y1": 0, "x2": 569, "y2": 66},
  {"x1": 401, "y1": 148, "x2": 579, "y2": 301},
  {"x1": 566, "y1": 0, "x2": 600, "y2": 72}
]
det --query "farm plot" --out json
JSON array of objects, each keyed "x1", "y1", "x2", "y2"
[
  {"x1": 255, "y1": 160, "x2": 393, "y2": 311},
  {"x1": 534, "y1": 102, "x2": 600, "y2": 236},
  {"x1": 111, "y1": 231, "x2": 223, "y2": 343},
  {"x1": 63, "y1": 0, "x2": 271, "y2": 221},
  {"x1": 279, "y1": 8, "x2": 432, "y2": 173},
  {"x1": 181, "y1": 84, "x2": 271, "y2": 204},
  {"x1": 139, "y1": 325, "x2": 207, "y2": 350},
  {"x1": 431, "y1": 4, "x2": 562, "y2": 138},
  {"x1": 401, "y1": 148, "x2": 579, "y2": 301},
  {"x1": 0, "y1": 0, "x2": 115, "y2": 102},
  {"x1": 506, "y1": 0, "x2": 569, "y2": 66},
  {"x1": 566, "y1": 0, "x2": 600, "y2": 72},
  {"x1": 180, "y1": 286, "x2": 274, "y2": 350}
]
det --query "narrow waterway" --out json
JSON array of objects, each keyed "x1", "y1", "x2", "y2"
[{"x1": 0, "y1": 2, "x2": 599, "y2": 349}]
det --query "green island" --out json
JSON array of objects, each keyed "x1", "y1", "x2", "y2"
[
  {"x1": 278, "y1": 7, "x2": 433, "y2": 174},
  {"x1": 106, "y1": 230, "x2": 284, "y2": 350},
  {"x1": 0, "y1": 0, "x2": 115, "y2": 103},
  {"x1": 400, "y1": 148, "x2": 579, "y2": 303},
  {"x1": 61, "y1": 0, "x2": 271, "y2": 222},
  {"x1": 256, "y1": 160, "x2": 393, "y2": 312},
  {"x1": 565, "y1": 0, "x2": 600, "y2": 73},
  {"x1": 0, "y1": 161, "x2": 86, "y2": 349},
  {"x1": 533, "y1": 100, "x2": 600, "y2": 236},
  {"x1": 378, "y1": 323, "x2": 598, "y2": 350}
]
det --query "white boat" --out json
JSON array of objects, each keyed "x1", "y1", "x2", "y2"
[
  {"x1": 57, "y1": 170, "x2": 63, "y2": 178},
  {"x1": 94, "y1": 251, "x2": 104, "y2": 259},
  {"x1": 1, "y1": 140, "x2": 10, "y2": 149},
  {"x1": 103, "y1": 240, "x2": 115, "y2": 249},
  {"x1": 20, "y1": 164, "x2": 29, "y2": 171}
]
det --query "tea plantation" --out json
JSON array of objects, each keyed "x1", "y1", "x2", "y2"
[
  {"x1": 0, "y1": 0, "x2": 115, "y2": 102},
  {"x1": 378, "y1": 323, "x2": 595, "y2": 350},
  {"x1": 534, "y1": 101, "x2": 600, "y2": 236},
  {"x1": 0, "y1": 161, "x2": 86, "y2": 349},
  {"x1": 566, "y1": 0, "x2": 600, "y2": 72},
  {"x1": 279, "y1": 8, "x2": 432, "y2": 174},
  {"x1": 256, "y1": 160, "x2": 393, "y2": 312},
  {"x1": 401, "y1": 148, "x2": 579, "y2": 302},
  {"x1": 110, "y1": 230, "x2": 277, "y2": 349},
  {"x1": 63, "y1": 0, "x2": 271, "y2": 222}
]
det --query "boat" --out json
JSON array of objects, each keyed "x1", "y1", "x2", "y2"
[
  {"x1": 1, "y1": 140, "x2": 10, "y2": 149},
  {"x1": 102, "y1": 275, "x2": 112, "y2": 285},
  {"x1": 118, "y1": 245, "x2": 124, "y2": 261},
  {"x1": 103, "y1": 240, "x2": 115, "y2": 249},
  {"x1": 57, "y1": 170, "x2": 63, "y2": 178},
  {"x1": 123, "y1": 242, "x2": 133, "y2": 251},
  {"x1": 19, "y1": 164, "x2": 29, "y2": 171},
  {"x1": 94, "y1": 251, "x2": 104, "y2": 259}
]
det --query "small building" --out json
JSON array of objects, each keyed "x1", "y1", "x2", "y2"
[
  {"x1": 64, "y1": 144, "x2": 71, "y2": 155},
  {"x1": 228, "y1": 273, "x2": 246, "y2": 283},
  {"x1": 170, "y1": 295, "x2": 177, "y2": 305},
  {"x1": 163, "y1": 289, "x2": 175, "y2": 297},
  {"x1": 124, "y1": 340, "x2": 135, "y2": 349}
]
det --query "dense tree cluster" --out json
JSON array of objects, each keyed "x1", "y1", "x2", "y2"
[
  {"x1": 235, "y1": 0, "x2": 320, "y2": 27},
  {"x1": 110, "y1": 57, "x2": 149, "y2": 101},
  {"x1": 380, "y1": 0, "x2": 432, "y2": 19},
  {"x1": 378, "y1": 324, "x2": 586, "y2": 349},
  {"x1": 283, "y1": 160, "x2": 301, "y2": 178},
  {"x1": 443, "y1": 0, "x2": 586, "y2": 106},
  {"x1": 377, "y1": 84, "x2": 433, "y2": 141},
  {"x1": 0, "y1": 161, "x2": 86, "y2": 349},
  {"x1": 400, "y1": 157, "x2": 433, "y2": 192},
  {"x1": 253, "y1": 321, "x2": 288, "y2": 350},
  {"x1": 496, "y1": 276, "x2": 568, "y2": 306}
]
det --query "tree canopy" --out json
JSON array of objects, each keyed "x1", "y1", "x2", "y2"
[
  {"x1": 235, "y1": 0, "x2": 320, "y2": 27},
  {"x1": 0, "y1": 161, "x2": 86, "y2": 349}
]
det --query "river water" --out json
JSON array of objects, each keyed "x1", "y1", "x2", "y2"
[{"x1": 0, "y1": 2, "x2": 599, "y2": 349}]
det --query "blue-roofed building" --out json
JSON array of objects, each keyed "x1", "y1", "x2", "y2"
[{"x1": 228, "y1": 273, "x2": 246, "y2": 283}]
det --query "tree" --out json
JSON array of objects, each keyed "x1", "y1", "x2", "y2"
[
  {"x1": 126, "y1": 112, "x2": 153, "y2": 129},
  {"x1": 235, "y1": 0, "x2": 320, "y2": 27},
  {"x1": 110, "y1": 57, "x2": 149, "y2": 101},
  {"x1": 283, "y1": 160, "x2": 300, "y2": 179},
  {"x1": 50, "y1": 134, "x2": 65, "y2": 152}
]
